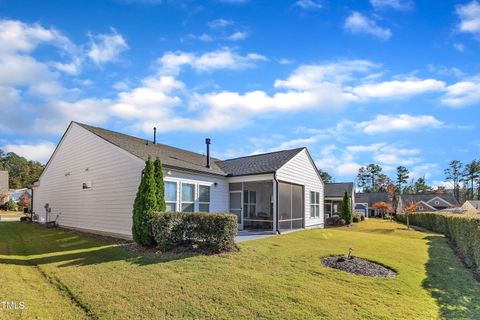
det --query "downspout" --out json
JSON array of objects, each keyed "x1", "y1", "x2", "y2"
[{"x1": 274, "y1": 172, "x2": 280, "y2": 234}]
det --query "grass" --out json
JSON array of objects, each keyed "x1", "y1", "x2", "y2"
[
  {"x1": 1, "y1": 220, "x2": 480, "y2": 319},
  {"x1": 0, "y1": 211, "x2": 27, "y2": 218}
]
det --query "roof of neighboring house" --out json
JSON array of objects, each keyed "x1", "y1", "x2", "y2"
[
  {"x1": 355, "y1": 192, "x2": 390, "y2": 206},
  {"x1": 399, "y1": 194, "x2": 459, "y2": 206},
  {"x1": 217, "y1": 148, "x2": 305, "y2": 177},
  {"x1": 75, "y1": 122, "x2": 306, "y2": 177},
  {"x1": 325, "y1": 183, "x2": 354, "y2": 198},
  {"x1": 76, "y1": 122, "x2": 226, "y2": 176},
  {"x1": 464, "y1": 200, "x2": 480, "y2": 210}
]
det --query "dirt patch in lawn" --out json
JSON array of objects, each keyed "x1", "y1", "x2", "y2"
[{"x1": 321, "y1": 255, "x2": 397, "y2": 278}]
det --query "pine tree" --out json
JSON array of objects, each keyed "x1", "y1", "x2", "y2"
[
  {"x1": 132, "y1": 157, "x2": 158, "y2": 246},
  {"x1": 154, "y1": 157, "x2": 166, "y2": 212},
  {"x1": 341, "y1": 192, "x2": 353, "y2": 225}
]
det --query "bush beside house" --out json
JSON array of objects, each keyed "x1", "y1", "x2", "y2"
[
  {"x1": 152, "y1": 212, "x2": 238, "y2": 252},
  {"x1": 397, "y1": 213, "x2": 480, "y2": 273}
]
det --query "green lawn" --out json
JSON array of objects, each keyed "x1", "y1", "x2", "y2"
[{"x1": 1, "y1": 220, "x2": 479, "y2": 319}]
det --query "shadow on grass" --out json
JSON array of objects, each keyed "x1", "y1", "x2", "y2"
[
  {"x1": 423, "y1": 235, "x2": 480, "y2": 319},
  {"x1": 0, "y1": 222, "x2": 201, "y2": 267}
]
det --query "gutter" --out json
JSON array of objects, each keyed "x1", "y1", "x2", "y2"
[{"x1": 274, "y1": 172, "x2": 280, "y2": 235}]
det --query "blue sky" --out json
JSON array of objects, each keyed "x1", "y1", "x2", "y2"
[{"x1": 0, "y1": 0, "x2": 479, "y2": 186}]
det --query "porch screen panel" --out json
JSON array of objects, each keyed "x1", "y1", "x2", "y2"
[
  {"x1": 278, "y1": 182, "x2": 304, "y2": 231},
  {"x1": 229, "y1": 192, "x2": 242, "y2": 224}
]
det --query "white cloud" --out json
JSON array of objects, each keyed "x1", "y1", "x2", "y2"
[
  {"x1": 208, "y1": 18, "x2": 234, "y2": 29},
  {"x1": 347, "y1": 143, "x2": 387, "y2": 153},
  {"x1": 344, "y1": 12, "x2": 392, "y2": 40},
  {"x1": 87, "y1": 28, "x2": 129, "y2": 65},
  {"x1": 157, "y1": 48, "x2": 267, "y2": 75},
  {"x1": 227, "y1": 31, "x2": 248, "y2": 41},
  {"x1": 370, "y1": 0, "x2": 413, "y2": 11},
  {"x1": 295, "y1": 0, "x2": 322, "y2": 10},
  {"x1": 3, "y1": 141, "x2": 56, "y2": 163},
  {"x1": 373, "y1": 146, "x2": 420, "y2": 166},
  {"x1": 356, "y1": 114, "x2": 444, "y2": 134},
  {"x1": 350, "y1": 79, "x2": 446, "y2": 99},
  {"x1": 453, "y1": 42, "x2": 466, "y2": 52},
  {"x1": 456, "y1": 1, "x2": 480, "y2": 35},
  {"x1": 441, "y1": 81, "x2": 480, "y2": 107}
]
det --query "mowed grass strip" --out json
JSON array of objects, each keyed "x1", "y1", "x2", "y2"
[{"x1": 1, "y1": 219, "x2": 480, "y2": 319}]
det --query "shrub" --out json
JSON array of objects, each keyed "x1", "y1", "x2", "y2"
[
  {"x1": 326, "y1": 215, "x2": 341, "y2": 226},
  {"x1": 352, "y1": 216, "x2": 359, "y2": 223},
  {"x1": 152, "y1": 212, "x2": 238, "y2": 252},
  {"x1": 340, "y1": 192, "x2": 353, "y2": 225},
  {"x1": 353, "y1": 212, "x2": 364, "y2": 223},
  {"x1": 132, "y1": 157, "x2": 159, "y2": 246},
  {"x1": 338, "y1": 218, "x2": 346, "y2": 226},
  {"x1": 360, "y1": 214, "x2": 365, "y2": 221},
  {"x1": 6, "y1": 200, "x2": 18, "y2": 211},
  {"x1": 397, "y1": 212, "x2": 480, "y2": 273}
]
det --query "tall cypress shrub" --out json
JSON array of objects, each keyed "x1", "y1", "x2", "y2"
[
  {"x1": 154, "y1": 157, "x2": 166, "y2": 212},
  {"x1": 341, "y1": 192, "x2": 353, "y2": 225},
  {"x1": 132, "y1": 156, "x2": 158, "y2": 246}
]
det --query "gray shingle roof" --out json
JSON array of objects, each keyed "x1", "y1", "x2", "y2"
[
  {"x1": 76, "y1": 122, "x2": 306, "y2": 177},
  {"x1": 399, "y1": 194, "x2": 459, "y2": 206},
  {"x1": 216, "y1": 148, "x2": 305, "y2": 177},
  {"x1": 76, "y1": 122, "x2": 226, "y2": 176},
  {"x1": 325, "y1": 183, "x2": 354, "y2": 198},
  {"x1": 355, "y1": 192, "x2": 390, "y2": 206}
]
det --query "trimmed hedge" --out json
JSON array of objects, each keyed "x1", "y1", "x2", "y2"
[
  {"x1": 397, "y1": 213, "x2": 480, "y2": 272},
  {"x1": 152, "y1": 212, "x2": 238, "y2": 252}
]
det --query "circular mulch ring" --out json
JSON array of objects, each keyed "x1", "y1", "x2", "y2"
[{"x1": 321, "y1": 256, "x2": 397, "y2": 278}]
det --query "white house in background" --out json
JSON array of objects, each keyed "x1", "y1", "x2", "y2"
[
  {"x1": 33, "y1": 122, "x2": 324, "y2": 239},
  {"x1": 462, "y1": 200, "x2": 480, "y2": 214}
]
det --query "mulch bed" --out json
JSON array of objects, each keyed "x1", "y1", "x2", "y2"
[{"x1": 321, "y1": 255, "x2": 397, "y2": 278}]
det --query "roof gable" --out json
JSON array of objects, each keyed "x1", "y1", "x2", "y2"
[
  {"x1": 325, "y1": 183, "x2": 354, "y2": 198},
  {"x1": 217, "y1": 148, "x2": 305, "y2": 177}
]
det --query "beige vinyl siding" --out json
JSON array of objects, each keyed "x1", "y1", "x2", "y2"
[
  {"x1": 276, "y1": 149, "x2": 324, "y2": 228},
  {"x1": 33, "y1": 123, "x2": 145, "y2": 238}
]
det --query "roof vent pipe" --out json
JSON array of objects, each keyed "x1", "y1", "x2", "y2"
[
  {"x1": 205, "y1": 138, "x2": 211, "y2": 168},
  {"x1": 153, "y1": 127, "x2": 157, "y2": 145}
]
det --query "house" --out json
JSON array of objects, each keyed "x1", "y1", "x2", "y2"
[
  {"x1": 324, "y1": 182, "x2": 355, "y2": 219},
  {"x1": 461, "y1": 200, "x2": 480, "y2": 214},
  {"x1": 354, "y1": 192, "x2": 391, "y2": 218},
  {"x1": 9, "y1": 188, "x2": 31, "y2": 203},
  {"x1": 0, "y1": 171, "x2": 8, "y2": 205},
  {"x1": 32, "y1": 122, "x2": 324, "y2": 239},
  {"x1": 396, "y1": 194, "x2": 459, "y2": 214}
]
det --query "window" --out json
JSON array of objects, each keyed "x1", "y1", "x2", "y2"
[
  {"x1": 418, "y1": 206, "x2": 424, "y2": 210},
  {"x1": 164, "y1": 181, "x2": 177, "y2": 212},
  {"x1": 243, "y1": 190, "x2": 256, "y2": 218},
  {"x1": 310, "y1": 191, "x2": 320, "y2": 218},
  {"x1": 435, "y1": 201, "x2": 440, "y2": 205},
  {"x1": 199, "y1": 185, "x2": 210, "y2": 212},
  {"x1": 181, "y1": 183, "x2": 195, "y2": 212}
]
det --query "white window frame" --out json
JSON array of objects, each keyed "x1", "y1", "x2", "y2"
[
  {"x1": 164, "y1": 180, "x2": 178, "y2": 212},
  {"x1": 310, "y1": 191, "x2": 320, "y2": 218},
  {"x1": 198, "y1": 185, "x2": 211, "y2": 212},
  {"x1": 181, "y1": 182, "x2": 195, "y2": 212}
]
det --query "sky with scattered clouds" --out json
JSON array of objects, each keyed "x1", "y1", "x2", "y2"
[{"x1": 0, "y1": 0, "x2": 479, "y2": 186}]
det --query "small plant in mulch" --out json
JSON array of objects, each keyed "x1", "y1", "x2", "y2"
[{"x1": 321, "y1": 248, "x2": 397, "y2": 278}]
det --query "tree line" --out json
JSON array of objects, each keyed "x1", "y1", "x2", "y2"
[
  {"x1": 353, "y1": 159, "x2": 480, "y2": 203},
  {"x1": 0, "y1": 150, "x2": 44, "y2": 189}
]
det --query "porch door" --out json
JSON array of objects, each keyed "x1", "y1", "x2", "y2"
[{"x1": 229, "y1": 191, "x2": 243, "y2": 229}]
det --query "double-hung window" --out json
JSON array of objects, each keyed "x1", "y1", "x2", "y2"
[
  {"x1": 310, "y1": 191, "x2": 320, "y2": 218},
  {"x1": 198, "y1": 185, "x2": 211, "y2": 212},
  {"x1": 164, "y1": 181, "x2": 177, "y2": 212},
  {"x1": 181, "y1": 183, "x2": 195, "y2": 212}
]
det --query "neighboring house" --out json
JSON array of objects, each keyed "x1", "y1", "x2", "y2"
[
  {"x1": 9, "y1": 188, "x2": 32, "y2": 202},
  {"x1": 354, "y1": 192, "x2": 391, "y2": 218},
  {"x1": 396, "y1": 194, "x2": 459, "y2": 214},
  {"x1": 33, "y1": 122, "x2": 324, "y2": 239},
  {"x1": 462, "y1": 200, "x2": 480, "y2": 214},
  {"x1": 0, "y1": 171, "x2": 8, "y2": 205},
  {"x1": 324, "y1": 182, "x2": 355, "y2": 219}
]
